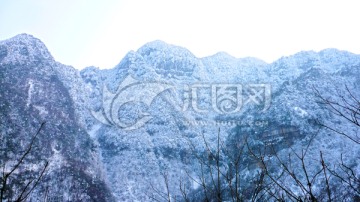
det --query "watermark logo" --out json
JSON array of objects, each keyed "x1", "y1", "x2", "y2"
[
  {"x1": 212, "y1": 84, "x2": 243, "y2": 114},
  {"x1": 92, "y1": 76, "x2": 271, "y2": 130},
  {"x1": 184, "y1": 119, "x2": 269, "y2": 127},
  {"x1": 91, "y1": 76, "x2": 172, "y2": 130},
  {"x1": 182, "y1": 83, "x2": 271, "y2": 113}
]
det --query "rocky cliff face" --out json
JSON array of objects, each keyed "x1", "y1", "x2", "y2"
[
  {"x1": 0, "y1": 34, "x2": 359, "y2": 201},
  {"x1": 0, "y1": 34, "x2": 114, "y2": 201}
]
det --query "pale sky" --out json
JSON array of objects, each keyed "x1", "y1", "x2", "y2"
[{"x1": 1, "y1": 0, "x2": 359, "y2": 69}]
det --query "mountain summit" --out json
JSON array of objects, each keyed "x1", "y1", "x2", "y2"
[
  {"x1": 0, "y1": 34, "x2": 359, "y2": 201},
  {"x1": 0, "y1": 33, "x2": 53, "y2": 65}
]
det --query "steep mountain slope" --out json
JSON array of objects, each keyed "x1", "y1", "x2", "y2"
[
  {"x1": 1, "y1": 34, "x2": 359, "y2": 201},
  {"x1": 0, "y1": 34, "x2": 114, "y2": 201},
  {"x1": 81, "y1": 40, "x2": 360, "y2": 200}
]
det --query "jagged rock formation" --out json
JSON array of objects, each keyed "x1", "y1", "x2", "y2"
[
  {"x1": 0, "y1": 34, "x2": 114, "y2": 201},
  {"x1": 0, "y1": 34, "x2": 359, "y2": 201}
]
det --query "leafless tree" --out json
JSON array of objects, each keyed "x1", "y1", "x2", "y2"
[
  {"x1": 178, "y1": 129, "x2": 269, "y2": 202},
  {"x1": 0, "y1": 123, "x2": 49, "y2": 202},
  {"x1": 245, "y1": 130, "x2": 336, "y2": 202},
  {"x1": 148, "y1": 85, "x2": 360, "y2": 201},
  {"x1": 314, "y1": 85, "x2": 360, "y2": 144},
  {"x1": 314, "y1": 85, "x2": 360, "y2": 199}
]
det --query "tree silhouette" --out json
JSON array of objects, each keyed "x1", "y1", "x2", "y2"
[
  {"x1": 0, "y1": 123, "x2": 48, "y2": 202},
  {"x1": 148, "y1": 85, "x2": 360, "y2": 201}
]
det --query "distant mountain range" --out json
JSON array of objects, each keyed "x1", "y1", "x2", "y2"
[{"x1": 0, "y1": 34, "x2": 359, "y2": 201}]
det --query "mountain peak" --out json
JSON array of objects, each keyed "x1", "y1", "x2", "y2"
[
  {"x1": 0, "y1": 33, "x2": 53, "y2": 65},
  {"x1": 209, "y1": 51, "x2": 236, "y2": 59},
  {"x1": 137, "y1": 40, "x2": 196, "y2": 58},
  {"x1": 3, "y1": 33, "x2": 46, "y2": 48},
  {"x1": 140, "y1": 40, "x2": 170, "y2": 49},
  {"x1": 11, "y1": 33, "x2": 38, "y2": 41}
]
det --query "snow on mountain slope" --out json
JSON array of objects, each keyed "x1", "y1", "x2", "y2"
[
  {"x1": 1, "y1": 34, "x2": 359, "y2": 201},
  {"x1": 80, "y1": 40, "x2": 360, "y2": 200},
  {"x1": 0, "y1": 34, "x2": 114, "y2": 201}
]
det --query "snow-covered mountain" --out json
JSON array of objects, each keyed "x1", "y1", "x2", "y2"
[
  {"x1": 0, "y1": 34, "x2": 114, "y2": 201},
  {"x1": 0, "y1": 34, "x2": 359, "y2": 201}
]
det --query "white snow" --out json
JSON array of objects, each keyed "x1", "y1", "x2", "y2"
[
  {"x1": 34, "y1": 105, "x2": 48, "y2": 116},
  {"x1": 294, "y1": 106, "x2": 308, "y2": 117},
  {"x1": 26, "y1": 79, "x2": 34, "y2": 107}
]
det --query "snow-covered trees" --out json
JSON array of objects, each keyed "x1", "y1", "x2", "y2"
[{"x1": 0, "y1": 123, "x2": 48, "y2": 202}]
